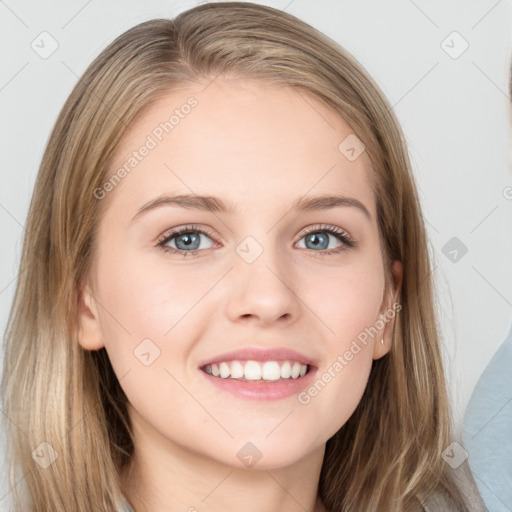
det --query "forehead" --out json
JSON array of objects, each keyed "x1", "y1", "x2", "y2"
[{"x1": 102, "y1": 78, "x2": 375, "y2": 218}]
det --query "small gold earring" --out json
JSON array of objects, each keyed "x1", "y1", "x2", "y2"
[{"x1": 380, "y1": 339, "x2": 384, "y2": 344}]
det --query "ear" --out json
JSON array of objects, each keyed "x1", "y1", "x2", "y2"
[
  {"x1": 373, "y1": 260, "x2": 403, "y2": 360},
  {"x1": 77, "y1": 282, "x2": 105, "y2": 351}
]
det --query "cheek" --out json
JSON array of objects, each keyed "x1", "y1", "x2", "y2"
[
  {"x1": 94, "y1": 254, "x2": 210, "y2": 433},
  {"x1": 303, "y1": 345, "x2": 373, "y2": 445},
  {"x1": 94, "y1": 248, "x2": 236, "y2": 423},
  {"x1": 306, "y1": 252, "x2": 385, "y2": 342},
  {"x1": 297, "y1": 254, "x2": 384, "y2": 434},
  {"x1": 97, "y1": 246, "x2": 212, "y2": 329}
]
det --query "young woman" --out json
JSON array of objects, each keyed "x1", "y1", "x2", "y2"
[{"x1": 1, "y1": 3, "x2": 485, "y2": 511}]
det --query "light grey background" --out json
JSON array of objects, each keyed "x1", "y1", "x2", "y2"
[{"x1": 1, "y1": 0, "x2": 511, "y2": 507}]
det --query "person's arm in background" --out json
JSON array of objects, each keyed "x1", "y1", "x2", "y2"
[{"x1": 461, "y1": 55, "x2": 512, "y2": 512}]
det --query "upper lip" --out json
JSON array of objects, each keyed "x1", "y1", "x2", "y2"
[{"x1": 198, "y1": 347, "x2": 318, "y2": 368}]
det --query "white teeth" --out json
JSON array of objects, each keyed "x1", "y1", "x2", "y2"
[
  {"x1": 244, "y1": 361, "x2": 262, "y2": 380},
  {"x1": 290, "y1": 362, "x2": 301, "y2": 379},
  {"x1": 230, "y1": 360, "x2": 244, "y2": 379},
  {"x1": 280, "y1": 361, "x2": 292, "y2": 379},
  {"x1": 219, "y1": 362, "x2": 230, "y2": 379},
  {"x1": 261, "y1": 361, "x2": 281, "y2": 381},
  {"x1": 203, "y1": 360, "x2": 309, "y2": 381}
]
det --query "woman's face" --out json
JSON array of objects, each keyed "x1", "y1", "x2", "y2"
[{"x1": 79, "y1": 78, "x2": 401, "y2": 469}]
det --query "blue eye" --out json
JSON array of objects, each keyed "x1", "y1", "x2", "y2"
[
  {"x1": 157, "y1": 225, "x2": 215, "y2": 256},
  {"x1": 297, "y1": 224, "x2": 355, "y2": 255},
  {"x1": 156, "y1": 223, "x2": 355, "y2": 257}
]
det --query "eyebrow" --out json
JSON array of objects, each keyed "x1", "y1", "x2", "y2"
[{"x1": 130, "y1": 193, "x2": 372, "y2": 222}]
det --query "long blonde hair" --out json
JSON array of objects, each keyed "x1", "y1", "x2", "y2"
[{"x1": 1, "y1": 2, "x2": 471, "y2": 510}]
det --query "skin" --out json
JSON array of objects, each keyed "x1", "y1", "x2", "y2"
[{"x1": 78, "y1": 77, "x2": 402, "y2": 512}]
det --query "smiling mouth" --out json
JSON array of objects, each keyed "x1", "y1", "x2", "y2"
[{"x1": 201, "y1": 360, "x2": 312, "y2": 382}]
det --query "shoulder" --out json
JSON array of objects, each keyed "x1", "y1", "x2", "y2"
[
  {"x1": 421, "y1": 465, "x2": 488, "y2": 512},
  {"x1": 118, "y1": 494, "x2": 135, "y2": 512}
]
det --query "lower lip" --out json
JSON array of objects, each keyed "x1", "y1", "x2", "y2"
[{"x1": 198, "y1": 366, "x2": 317, "y2": 400}]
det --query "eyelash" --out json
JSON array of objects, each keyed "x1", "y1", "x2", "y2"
[{"x1": 156, "y1": 223, "x2": 356, "y2": 257}]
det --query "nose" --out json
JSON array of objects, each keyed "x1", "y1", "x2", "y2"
[{"x1": 225, "y1": 240, "x2": 301, "y2": 326}]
